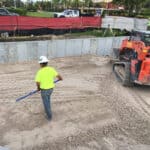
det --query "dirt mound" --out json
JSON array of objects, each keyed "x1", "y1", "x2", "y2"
[{"x1": 0, "y1": 55, "x2": 150, "y2": 150}]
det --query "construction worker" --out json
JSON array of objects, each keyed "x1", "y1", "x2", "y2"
[{"x1": 35, "y1": 56, "x2": 63, "y2": 120}]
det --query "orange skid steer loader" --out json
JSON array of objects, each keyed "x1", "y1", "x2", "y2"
[{"x1": 113, "y1": 30, "x2": 150, "y2": 86}]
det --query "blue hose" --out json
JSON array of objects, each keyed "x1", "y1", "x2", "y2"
[{"x1": 16, "y1": 80, "x2": 60, "y2": 102}]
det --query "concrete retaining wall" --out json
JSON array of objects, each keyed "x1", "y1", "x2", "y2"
[{"x1": 0, "y1": 36, "x2": 127, "y2": 63}]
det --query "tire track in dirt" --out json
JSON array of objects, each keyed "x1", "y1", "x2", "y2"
[{"x1": 0, "y1": 55, "x2": 150, "y2": 150}]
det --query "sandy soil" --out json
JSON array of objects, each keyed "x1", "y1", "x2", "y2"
[{"x1": 0, "y1": 55, "x2": 150, "y2": 150}]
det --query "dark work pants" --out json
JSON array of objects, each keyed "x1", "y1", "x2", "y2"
[{"x1": 41, "y1": 89, "x2": 53, "y2": 120}]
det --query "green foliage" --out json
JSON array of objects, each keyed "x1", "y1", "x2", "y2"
[
  {"x1": 26, "y1": 11, "x2": 54, "y2": 18},
  {"x1": 71, "y1": 0, "x2": 80, "y2": 8},
  {"x1": 101, "y1": 7, "x2": 149, "y2": 18},
  {"x1": 34, "y1": 1, "x2": 53, "y2": 11},
  {"x1": 15, "y1": 0, "x2": 25, "y2": 8},
  {"x1": 141, "y1": 8, "x2": 150, "y2": 17},
  {"x1": 70, "y1": 29, "x2": 129, "y2": 37},
  {"x1": 26, "y1": 1, "x2": 37, "y2": 12},
  {"x1": 2, "y1": 0, "x2": 149, "y2": 18},
  {"x1": 52, "y1": 0, "x2": 61, "y2": 11},
  {"x1": 144, "y1": 0, "x2": 150, "y2": 8},
  {"x1": 70, "y1": 29, "x2": 103, "y2": 37},
  {"x1": 8, "y1": 7, "x2": 27, "y2": 16},
  {"x1": 1, "y1": 0, "x2": 24, "y2": 7},
  {"x1": 2, "y1": 0, "x2": 14, "y2": 7},
  {"x1": 113, "y1": 0, "x2": 148, "y2": 16},
  {"x1": 101, "y1": 9, "x2": 129, "y2": 17},
  {"x1": 109, "y1": 10, "x2": 127, "y2": 16}
]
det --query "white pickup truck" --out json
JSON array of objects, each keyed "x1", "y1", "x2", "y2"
[{"x1": 54, "y1": 9, "x2": 80, "y2": 18}]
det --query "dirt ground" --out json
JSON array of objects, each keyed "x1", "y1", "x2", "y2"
[{"x1": 0, "y1": 55, "x2": 150, "y2": 150}]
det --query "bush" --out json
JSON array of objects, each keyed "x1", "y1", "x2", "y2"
[
  {"x1": 8, "y1": 7, "x2": 27, "y2": 16},
  {"x1": 101, "y1": 9, "x2": 128, "y2": 17},
  {"x1": 26, "y1": 4, "x2": 37, "y2": 12},
  {"x1": 140, "y1": 8, "x2": 150, "y2": 18}
]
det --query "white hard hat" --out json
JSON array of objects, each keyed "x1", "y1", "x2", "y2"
[{"x1": 38, "y1": 56, "x2": 49, "y2": 64}]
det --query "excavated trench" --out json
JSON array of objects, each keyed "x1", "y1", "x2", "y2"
[{"x1": 0, "y1": 55, "x2": 150, "y2": 150}]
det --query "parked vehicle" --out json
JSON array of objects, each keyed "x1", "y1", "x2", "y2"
[
  {"x1": 54, "y1": 9, "x2": 80, "y2": 18},
  {"x1": 0, "y1": 8, "x2": 19, "y2": 16},
  {"x1": 53, "y1": 9, "x2": 95, "y2": 18}
]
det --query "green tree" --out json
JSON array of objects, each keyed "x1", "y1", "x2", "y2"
[
  {"x1": 26, "y1": 0, "x2": 37, "y2": 11},
  {"x1": 16, "y1": 0, "x2": 24, "y2": 7},
  {"x1": 84, "y1": 0, "x2": 93, "y2": 7},
  {"x1": 113, "y1": 0, "x2": 147, "y2": 16},
  {"x1": 52, "y1": 0, "x2": 60, "y2": 10},
  {"x1": 144, "y1": 0, "x2": 150, "y2": 8},
  {"x1": 2, "y1": 0, "x2": 14, "y2": 7},
  {"x1": 72, "y1": 0, "x2": 79, "y2": 8}
]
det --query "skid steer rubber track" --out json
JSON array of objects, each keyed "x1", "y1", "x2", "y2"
[{"x1": 113, "y1": 62, "x2": 133, "y2": 86}]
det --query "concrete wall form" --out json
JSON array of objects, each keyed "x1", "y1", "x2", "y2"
[
  {"x1": 0, "y1": 36, "x2": 127, "y2": 63},
  {"x1": 102, "y1": 16, "x2": 148, "y2": 31}
]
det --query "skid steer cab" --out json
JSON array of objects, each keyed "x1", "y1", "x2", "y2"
[{"x1": 113, "y1": 30, "x2": 150, "y2": 86}]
